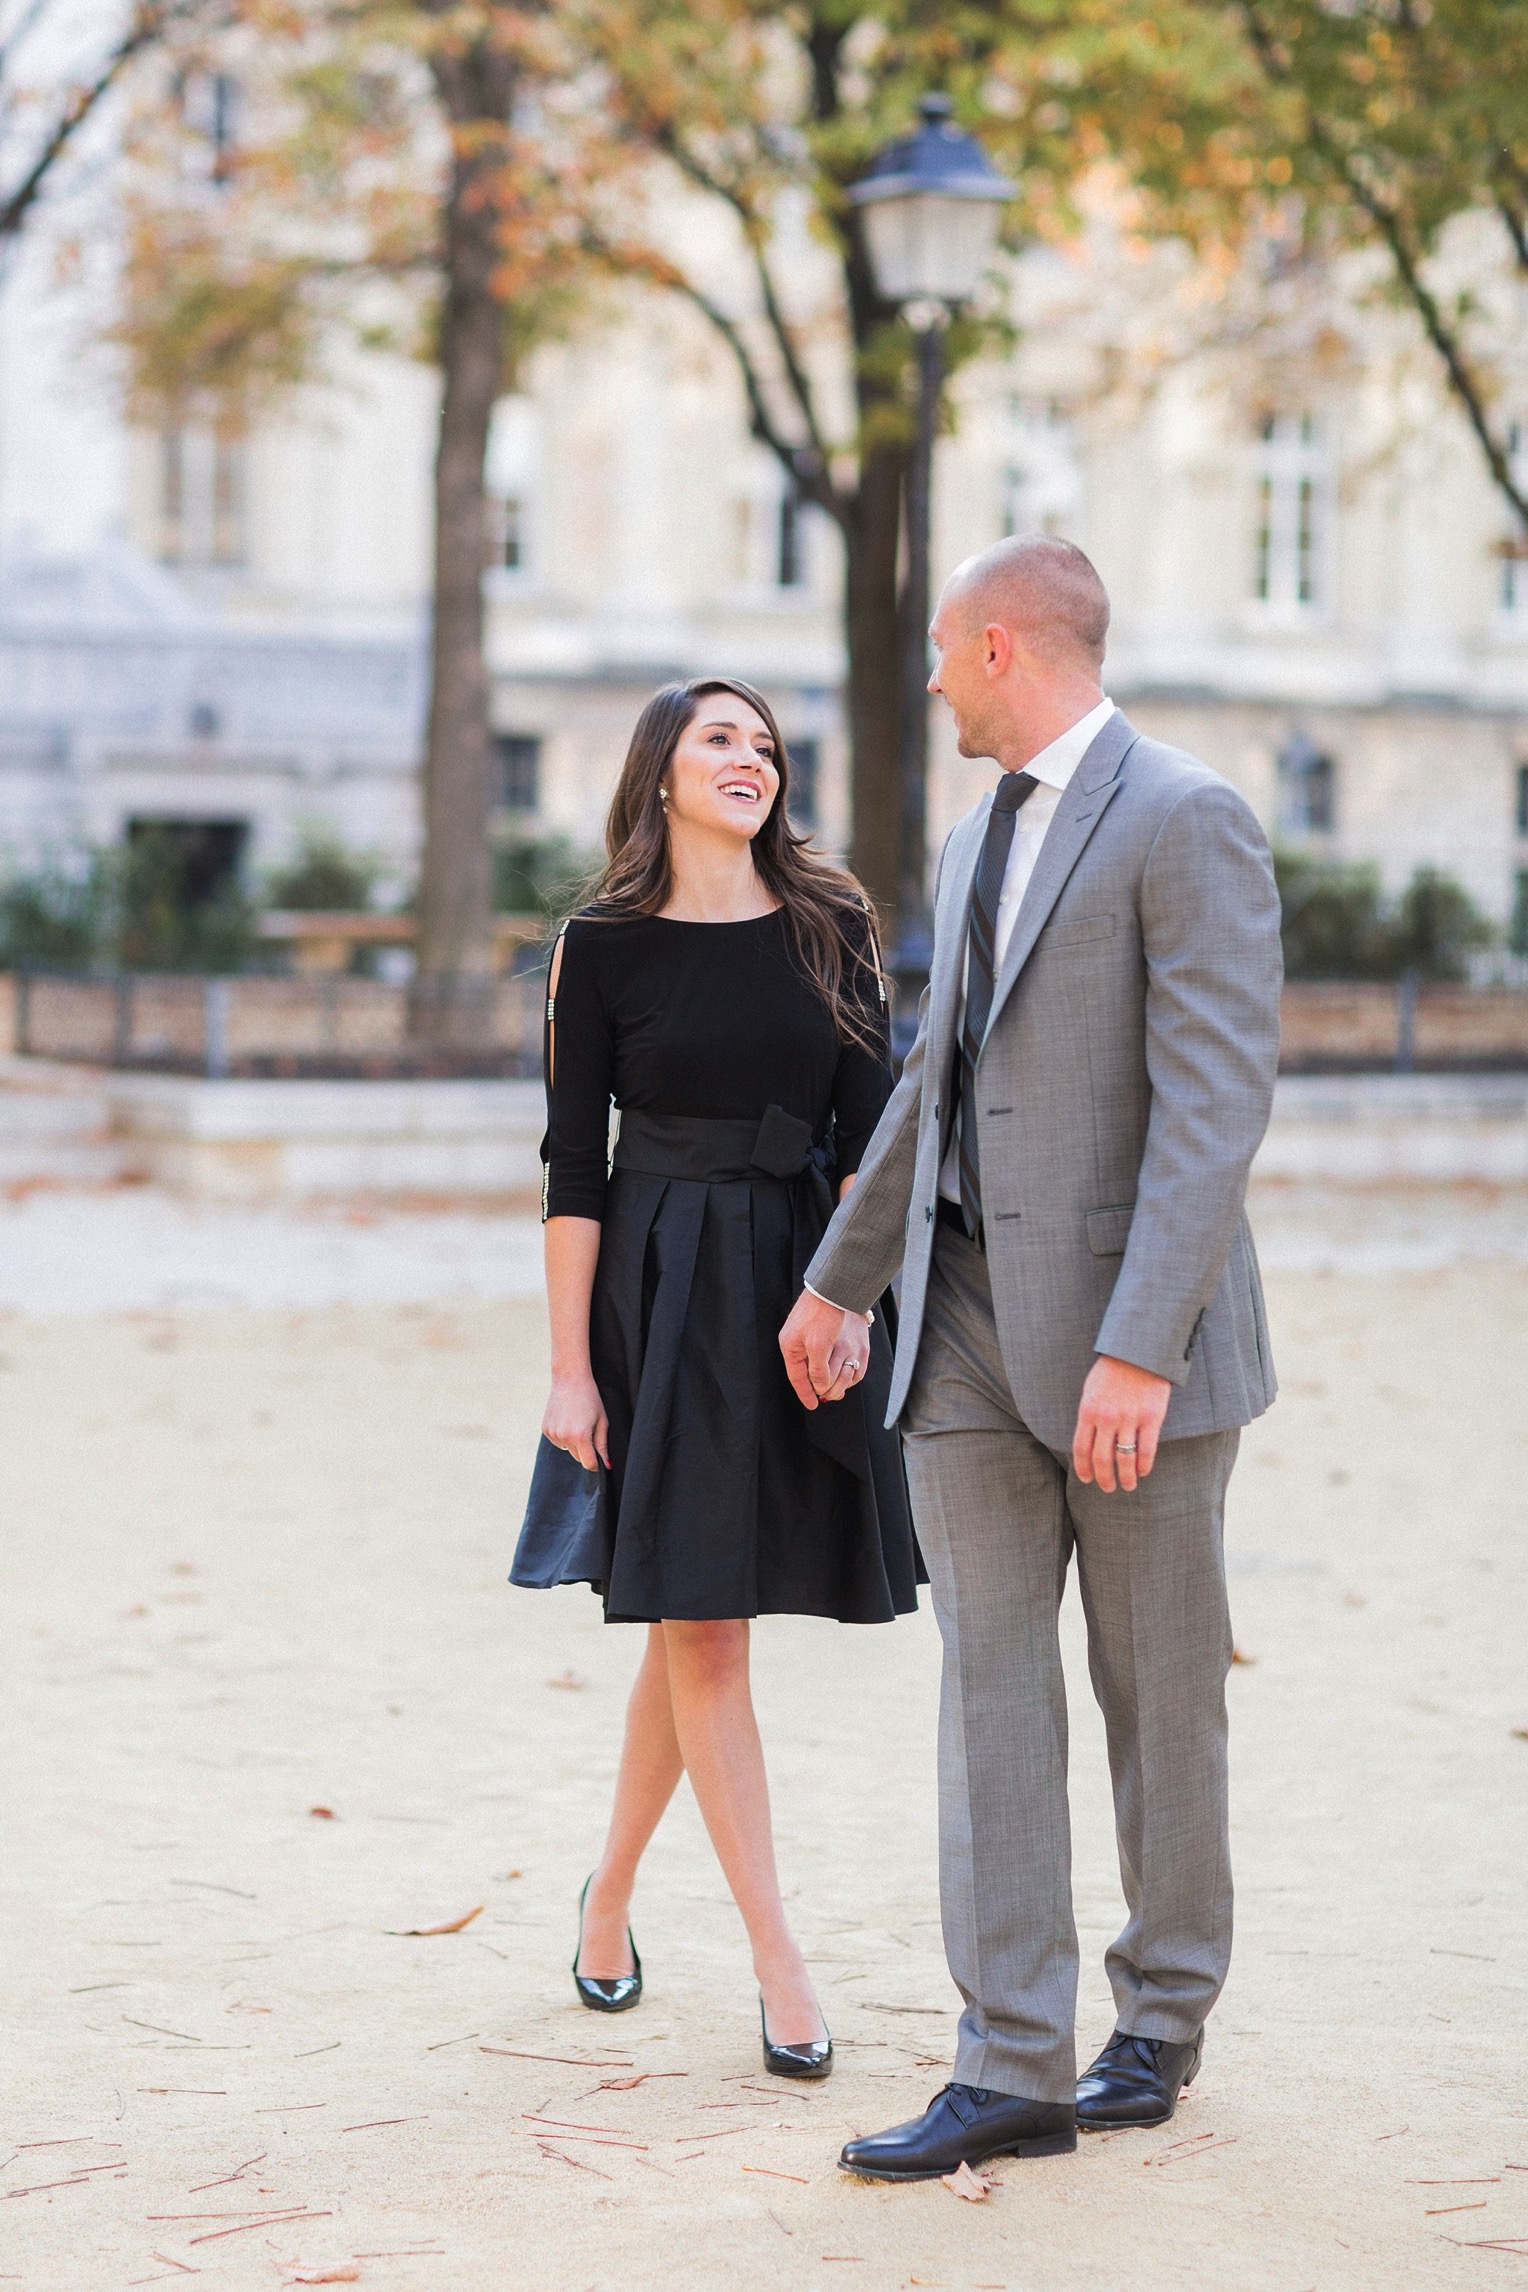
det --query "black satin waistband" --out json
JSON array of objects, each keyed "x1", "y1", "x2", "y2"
[{"x1": 611, "y1": 1106, "x2": 832, "y2": 1186}]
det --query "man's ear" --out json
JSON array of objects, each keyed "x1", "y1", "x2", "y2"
[{"x1": 982, "y1": 621, "x2": 1013, "y2": 679}]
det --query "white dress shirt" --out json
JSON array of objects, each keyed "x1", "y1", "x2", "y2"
[
  {"x1": 804, "y1": 695, "x2": 1115, "y2": 1310},
  {"x1": 937, "y1": 695, "x2": 1116, "y2": 1205}
]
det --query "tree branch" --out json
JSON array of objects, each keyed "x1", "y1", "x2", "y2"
[
  {"x1": 1241, "y1": 2, "x2": 1528, "y2": 535},
  {"x1": 0, "y1": 0, "x2": 189, "y2": 240},
  {"x1": 585, "y1": 224, "x2": 847, "y2": 528},
  {"x1": 1495, "y1": 193, "x2": 1528, "y2": 277},
  {"x1": 650, "y1": 125, "x2": 833, "y2": 479},
  {"x1": 1490, "y1": 144, "x2": 1528, "y2": 276}
]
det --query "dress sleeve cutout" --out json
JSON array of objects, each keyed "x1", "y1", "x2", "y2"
[{"x1": 540, "y1": 920, "x2": 616, "y2": 1223}]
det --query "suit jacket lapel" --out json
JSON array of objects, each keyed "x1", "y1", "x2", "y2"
[
  {"x1": 925, "y1": 800, "x2": 987, "y2": 1104},
  {"x1": 982, "y1": 710, "x2": 1140, "y2": 1045}
]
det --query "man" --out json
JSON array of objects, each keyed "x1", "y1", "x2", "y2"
[{"x1": 780, "y1": 535, "x2": 1283, "y2": 2180}]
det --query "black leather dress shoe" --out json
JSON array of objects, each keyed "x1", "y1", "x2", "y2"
[
  {"x1": 839, "y1": 2084, "x2": 1076, "y2": 2182},
  {"x1": 1075, "y1": 2028, "x2": 1203, "y2": 2129}
]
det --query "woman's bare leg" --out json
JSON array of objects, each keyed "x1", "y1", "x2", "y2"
[
  {"x1": 660, "y1": 1618, "x2": 826, "y2": 2047},
  {"x1": 578, "y1": 1624, "x2": 684, "y2": 1979}
]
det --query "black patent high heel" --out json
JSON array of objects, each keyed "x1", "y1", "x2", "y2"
[
  {"x1": 573, "y1": 1875, "x2": 642, "y2": 2014},
  {"x1": 760, "y1": 1997, "x2": 832, "y2": 2080}
]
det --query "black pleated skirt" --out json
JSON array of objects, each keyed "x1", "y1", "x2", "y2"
[{"x1": 586, "y1": 1109, "x2": 921, "y2": 1625}]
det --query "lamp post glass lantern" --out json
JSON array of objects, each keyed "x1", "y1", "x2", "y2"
[{"x1": 849, "y1": 94, "x2": 1013, "y2": 1028}]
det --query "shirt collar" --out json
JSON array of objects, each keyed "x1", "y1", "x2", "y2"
[{"x1": 1022, "y1": 696, "x2": 1116, "y2": 796}]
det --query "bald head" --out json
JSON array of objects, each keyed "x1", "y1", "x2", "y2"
[{"x1": 944, "y1": 535, "x2": 1109, "y2": 672}]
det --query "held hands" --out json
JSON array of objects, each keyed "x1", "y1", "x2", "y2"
[
  {"x1": 1072, "y1": 1354, "x2": 1173, "y2": 1494},
  {"x1": 542, "y1": 1372, "x2": 610, "y2": 1474},
  {"x1": 779, "y1": 1289, "x2": 872, "y2": 1411}
]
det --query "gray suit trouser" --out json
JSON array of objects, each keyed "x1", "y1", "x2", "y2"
[{"x1": 903, "y1": 1224, "x2": 1239, "y2": 2105}]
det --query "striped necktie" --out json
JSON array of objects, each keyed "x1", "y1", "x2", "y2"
[{"x1": 955, "y1": 770, "x2": 1039, "y2": 1240}]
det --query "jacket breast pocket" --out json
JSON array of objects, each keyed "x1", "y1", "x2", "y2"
[
  {"x1": 1042, "y1": 911, "x2": 1116, "y2": 951},
  {"x1": 1086, "y1": 1202, "x2": 1136, "y2": 1256}
]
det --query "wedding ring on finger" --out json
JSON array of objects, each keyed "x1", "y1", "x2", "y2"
[{"x1": 1115, "y1": 1440, "x2": 1137, "y2": 1454}]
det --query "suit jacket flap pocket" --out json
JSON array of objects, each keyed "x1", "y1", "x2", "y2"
[
  {"x1": 1086, "y1": 1202, "x2": 1136, "y2": 1256},
  {"x1": 1042, "y1": 911, "x2": 1116, "y2": 949}
]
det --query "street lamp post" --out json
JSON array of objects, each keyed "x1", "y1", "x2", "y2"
[{"x1": 849, "y1": 94, "x2": 1014, "y2": 1034}]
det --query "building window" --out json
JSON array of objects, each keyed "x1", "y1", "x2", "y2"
[
  {"x1": 787, "y1": 738, "x2": 819, "y2": 829},
  {"x1": 1277, "y1": 731, "x2": 1335, "y2": 834},
  {"x1": 494, "y1": 733, "x2": 541, "y2": 813},
  {"x1": 1001, "y1": 398, "x2": 1081, "y2": 538},
  {"x1": 777, "y1": 493, "x2": 803, "y2": 588},
  {"x1": 489, "y1": 496, "x2": 526, "y2": 573},
  {"x1": 176, "y1": 68, "x2": 239, "y2": 184},
  {"x1": 159, "y1": 426, "x2": 247, "y2": 568},
  {"x1": 1512, "y1": 869, "x2": 1528, "y2": 957},
  {"x1": 1516, "y1": 759, "x2": 1528, "y2": 836},
  {"x1": 1253, "y1": 411, "x2": 1329, "y2": 611}
]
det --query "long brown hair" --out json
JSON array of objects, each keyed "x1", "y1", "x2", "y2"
[{"x1": 586, "y1": 677, "x2": 884, "y2": 1049}]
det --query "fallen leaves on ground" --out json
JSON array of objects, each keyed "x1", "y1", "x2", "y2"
[
  {"x1": 388, "y1": 1906, "x2": 482, "y2": 1936},
  {"x1": 284, "y1": 2268, "x2": 360, "y2": 2284},
  {"x1": 1231, "y1": 1647, "x2": 1258, "y2": 1666},
  {"x1": 308, "y1": 1807, "x2": 338, "y2": 1820},
  {"x1": 940, "y1": 2161, "x2": 992, "y2": 2201},
  {"x1": 547, "y1": 1670, "x2": 587, "y2": 1691}
]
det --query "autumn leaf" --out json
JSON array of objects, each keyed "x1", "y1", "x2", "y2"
[
  {"x1": 388, "y1": 1905, "x2": 483, "y2": 1936},
  {"x1": 284, "y1": 2270, "x2": 360, "y2": 2285},
  {"x1": 941, "y1": 2160, "x2": 992, "y2": 2202},
  {"x1": 308, "y1": 1806, "x2": 338, "y2": 1820}
]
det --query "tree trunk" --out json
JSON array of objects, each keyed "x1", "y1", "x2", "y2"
[
  {"x1": 410, "y1": 38, "x2": 519, "y2": 1051},
  {"x1": 840, "y1": 205, "x2": 912, "y2": 943},
  {"x1": 843, "y1": 438, "x2": 906, "y2": 926}
]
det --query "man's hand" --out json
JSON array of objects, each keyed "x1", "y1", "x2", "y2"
[
  {"x1": 1072, "y1": 1354, "x2": 1173, "y2": 1494},
  {"x1": 780, "y1": 1289, "x2": 870, "y2": 1411}
]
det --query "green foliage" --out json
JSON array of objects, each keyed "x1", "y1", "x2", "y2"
[
  {"x1": 264, "y1": 829, "x2": 379, "y2": 912},
  {"x1": 1275, "y1": 850, "x2": 1496, "y2": 981},
  {"x1": 0, "y1": 835, "x2": 256, "y2": 974},
  {"x1": 1220, "y1": 0, "x2": 1528, "y2": 531},
  {"x1": 112, "y1": 827, "x2": 257, "y2": 974},
  {"x1": 1389, "y1": 864, "x2": 1497, "y2": 983},
  {"x1": 493, "y1": 833, "x2": 594, "y2": 921},
  {"x1": 1275, "y1": 850, "x2": 1391, "y2": 979},
  {"x1": 0, "y1": 858, "x2": 109, "y2": 970},
  {"x1": 592, "y1": 0, "x2": 1274, "y2": 475}
]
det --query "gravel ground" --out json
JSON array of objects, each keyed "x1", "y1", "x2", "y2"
[
  {"x1": 0, "y1": 1177, "x2": 1522, "y2": 1316},
  {"x1": 2, "y1": 1187, "x2": 1525, "y2": 2291}
]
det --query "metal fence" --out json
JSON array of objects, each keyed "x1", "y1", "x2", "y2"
[{"x1": 12, "y1": 967, "x2": 546, "y2": 1078}]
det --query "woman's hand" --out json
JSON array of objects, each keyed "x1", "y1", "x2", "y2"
[{"x1": 543, "y1": 1373, "x2": 610, "y2": 1473}]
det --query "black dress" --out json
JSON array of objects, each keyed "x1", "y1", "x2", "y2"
[{"x1": 537, "y1": 904, "x2": 920, "y2": 1626}]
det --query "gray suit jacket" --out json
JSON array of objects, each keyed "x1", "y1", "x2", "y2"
[{"x1": 807, "y1": 711, "x2": 1283, "y2": 1449}]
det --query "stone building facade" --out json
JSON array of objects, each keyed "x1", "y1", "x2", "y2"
[{"x1": 2, "y1": 213, "x2": 1526, "y2": 952}]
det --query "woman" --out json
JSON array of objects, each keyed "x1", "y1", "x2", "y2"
[{"x1": 517, "y1": 675, "x2": 918, "y2": 2081}]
